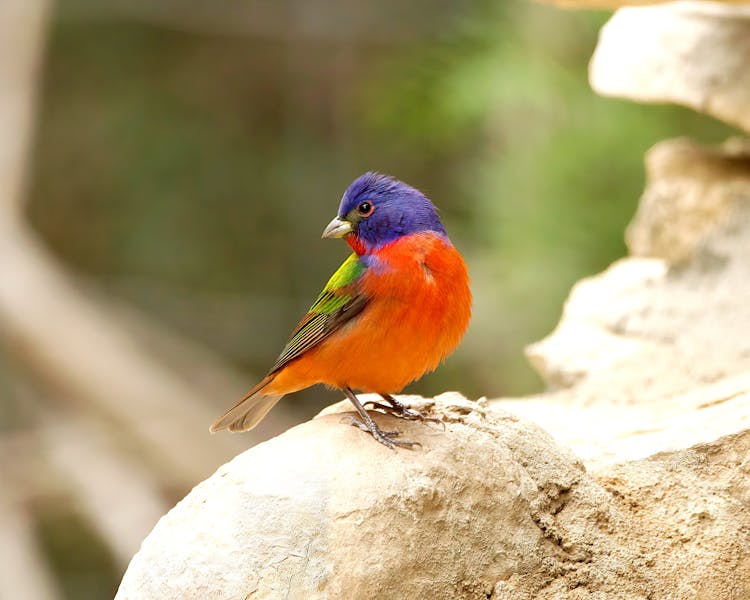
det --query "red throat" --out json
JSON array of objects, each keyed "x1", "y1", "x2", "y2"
[{"x1": 345, "y1": 234, "x2": 367, "y2": 255}]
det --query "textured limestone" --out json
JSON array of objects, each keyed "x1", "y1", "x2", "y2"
[
  {"x1": 116, "y1": 392, "x2": 750, "y2": 599},
  {"x1": 116, "y1": 395, "x2": 591, "y2": 599},
  {"x1": 626, "y1": 137, "x2": 750, "y2": 264},
  {"x1": 590, "y1": 1, "x2": 750, "y2": 133}
]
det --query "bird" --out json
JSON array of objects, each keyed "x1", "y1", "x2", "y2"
[{"x1": 210, "y1": 172, "x2": 471, "y2": 448}]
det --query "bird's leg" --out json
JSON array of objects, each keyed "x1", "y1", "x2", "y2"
[
  {"x1": 365, "y1": 393, "x2": 444, "y2": 427},
  {"x1": 343, "y1": 387, "x2": 420, "y2": 450}
]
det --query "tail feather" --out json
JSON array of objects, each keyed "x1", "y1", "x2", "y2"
[{"x1": 210, "y1": 375, "x2": 284, "y2": 433}]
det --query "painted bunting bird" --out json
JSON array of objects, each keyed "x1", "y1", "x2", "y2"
[{"x1": 210, "y1": 172, "x2": 471, "y2": 448}]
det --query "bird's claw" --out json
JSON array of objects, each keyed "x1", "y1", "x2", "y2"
[
  {"x1": 365, "y1": 399, "x2": 445, "y2": 429},
  {"x1": 343, "y1": 416, "x2": 421, "y2": 450}
]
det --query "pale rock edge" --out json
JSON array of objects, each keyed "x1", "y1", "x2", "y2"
[{"x1": 590, "y1": 1, "x2": 750, "y2": 134}]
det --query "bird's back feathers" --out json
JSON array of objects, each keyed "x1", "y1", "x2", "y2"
[
  {"x1": 210, "y1": 253, "x2": 370, "y2": 433},
  {"x1": 269, "y1": 254, "x2": 369, "y2": 373}
]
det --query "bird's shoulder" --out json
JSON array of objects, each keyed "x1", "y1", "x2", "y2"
[
  {"x1": 310, "y1": 253, "x2": 368, "y2": 314},
  {"x1": 269, "y1": 254, "x2": 369, "y2": 373}
]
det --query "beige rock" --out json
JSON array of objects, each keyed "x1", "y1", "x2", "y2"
[
  {"x1": 626, "y1": 137, "x2": 750, "y2": 264},
  {"x1": 116, "y1": 395, "x2": 586, "y2": 599},
  {"x1": 116, "y1": 136, "x2": 750, "y2": 598},
  {"x1": 590, "y1": 428, "x2": 750, "y2": 600},
  {"x1": 500, "y1": 372, "x2": 750, "y2": 465},
  {"x1": 525, "y1": 257, "x2": 667, "y2": 390},
  {"x1": 590, "y1": 2, "x2": 750, "y2": 133},
  {"x1": 116, "y1": 392, "x2": 750, "y2": 599}
]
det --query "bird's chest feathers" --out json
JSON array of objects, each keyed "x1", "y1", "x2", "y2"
[
  {"x1": 360, "y1": 234, "x2": 456, "y2": 301},
  {"x1": 319, "y1": 232, "x2": 470, "y2": 391}
]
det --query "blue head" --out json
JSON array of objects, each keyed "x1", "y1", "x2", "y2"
[{"x1": 321, "y1": 172, "x2": 446, "y2": 253}]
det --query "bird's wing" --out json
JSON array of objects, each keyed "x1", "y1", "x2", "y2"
[{"x1": 269, "y1": 253, "x2": 369, "y2": 373}]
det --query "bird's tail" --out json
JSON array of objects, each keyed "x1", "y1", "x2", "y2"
[{"x1": 209, "y1": 375, "x2": 284, "y2": 433}]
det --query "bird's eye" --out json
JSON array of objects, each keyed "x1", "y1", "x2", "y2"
[{"x1": 357, "y1": 201, "x2": 374, "y2": 217}]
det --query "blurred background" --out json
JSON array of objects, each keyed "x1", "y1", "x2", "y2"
[{"x1": 0, "y1": 0, "x2": 732, "y2": 598}]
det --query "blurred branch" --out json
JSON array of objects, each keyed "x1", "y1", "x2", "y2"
[
  {"x1": 40, "y1": 417, "x2": 169, "y2": 567},
  {"x1": 0, "y1": 211, "x2": 249, "y2": 483},
  {"x1": 0, "y1": 0, "x2": 299, "y2": 488},
  {"x1": 0, "y1": 0, "x2": 48, "y2": 224},
  {"x1": 0, "y1": 427, "x2": 64, "y2": 599},
  {"x1": 0, "y1": 429, "x2": 68, "y2": 505},
  {"x1": 0, "y1": 493, "x2": 63, "y2": 600}
]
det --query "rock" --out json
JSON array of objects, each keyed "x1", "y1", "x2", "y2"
[
  {"x1": 116, "y1": 392, "x2": 750, "y2": 599},
  {"x1": 116, "y1": 394, "x2": 592, "y2": 599},
  {"x1": 590, "y1": 428, "x2": 750, "y2": 600},
  {"x1": 590, "y1": 2, "x2": 750, "y2": 134},
  {"x1": 499, "y1": 372, "x2": 750, "y2": 465},
  {"x1": 527, "y1": 138, "x2": 750, "y2": 406},
  {"x1": 117, "y1": 132, "x2": 750, "y2": 597},
  {"x1": 525, "y1": 257, "x2": 667, "y2": 390},
  {"x1": 626, "y1": 137, "x2": 750, "y2": 264}
]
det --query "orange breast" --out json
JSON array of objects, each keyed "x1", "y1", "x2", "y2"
[{"x1": 268, "y1": 233, "x2": 472, "y2": 394}]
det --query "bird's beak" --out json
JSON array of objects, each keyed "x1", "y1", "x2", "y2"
[{"x1": 321, "y1": 216, "x2": 353, "y2": 239}]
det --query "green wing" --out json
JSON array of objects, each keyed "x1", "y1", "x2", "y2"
[{"x1": 269, "y1": 253, "x2": 369, "y2": 373}]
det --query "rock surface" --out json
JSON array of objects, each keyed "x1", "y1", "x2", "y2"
[
  {"x1": 116, "y1": 391, "x2": 750, "y2": 599},
  {"x1": 627, "y1": 137, "x2": 750, "y2": 264},
  {"x1": 590, "y1": 1, "x2": 750, "y2": 134},
  {"x1": 117, "y1": 395, "x2": 590, "y2": 599}
]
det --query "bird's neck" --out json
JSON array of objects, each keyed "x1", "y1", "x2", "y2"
[
  {"x1": 345, "y1": 234, "x2": 368, "y2": 256},
  {"x1": 346, "y1": 230, "x2": 450, "y2": 256}
]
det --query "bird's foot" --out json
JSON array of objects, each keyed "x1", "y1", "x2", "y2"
[
  {"x1": 366, "y1": 394, "x2": 445, "y2": 429},
  {"x1": 365, "y1": 401, "x2": 444, "y2": 425},
  {"x1": 343, "y1": 416, "x2": 421, "y2": 450}
]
